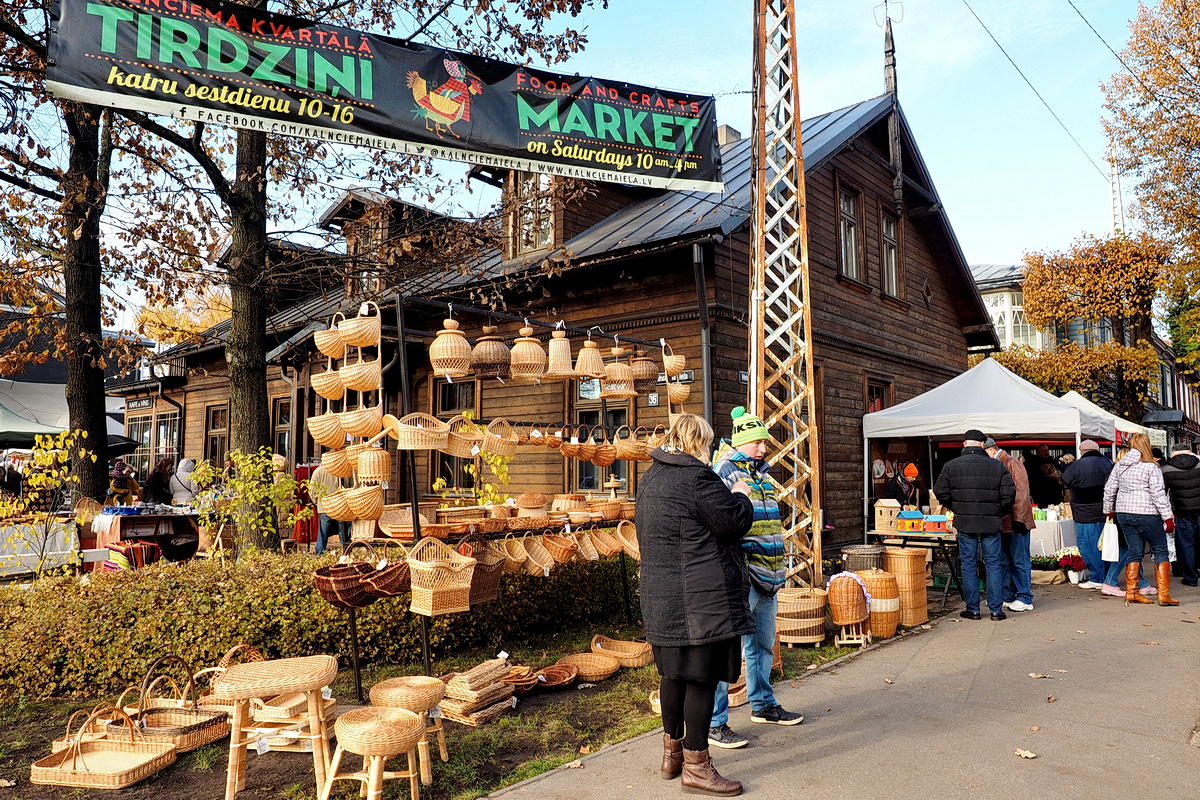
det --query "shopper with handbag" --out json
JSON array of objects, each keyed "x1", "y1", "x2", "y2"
[{"x1": 1103, "y1": 433, "x2": 1177, "y2": 606}]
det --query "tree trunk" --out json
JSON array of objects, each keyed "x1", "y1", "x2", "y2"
[{"x1": 61, "y1": 103, "x2": 109, "y2": 499}]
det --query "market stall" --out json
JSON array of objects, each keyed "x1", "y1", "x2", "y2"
[{"x1": 1059, "y1": 390, "x2": 1167, "y2": 449}]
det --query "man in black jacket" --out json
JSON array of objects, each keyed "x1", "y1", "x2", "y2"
[
  {"x1": 1060, "y1": 440, "x2": 1113, "y2": 591},
  {"x1": 1161, "y1": 442, "x2": 1200, "y2": 587},
  {"x1": 933, "y1": 430, "x2": 1017, "y2": 621}
]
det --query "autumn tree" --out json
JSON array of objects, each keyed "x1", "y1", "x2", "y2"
[{"x1": 135, "y1": 289, "x2": 233, "y2": 346}]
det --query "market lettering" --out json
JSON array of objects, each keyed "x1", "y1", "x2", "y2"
[
  {"x1": 105, "y1": 64, "x2": 178, "y2": 94},
  {"x1": 85, "y1": 3, "x2": 373, "y2": 100},
  {"x1": 182, "y1": 81, "x2": 292, "y2": 114},
  {"x1": 516, "y1": 94, "x2": 699, "y2": 153},
  {"x1": 545, "y1": 140, "x2": 634, "y2": 170}
]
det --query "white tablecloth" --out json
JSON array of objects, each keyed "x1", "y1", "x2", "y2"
[
  {"x1": 0, "y1": 519, "x2": 79, "y2": 577},
  {"x1": 1031, "y1": 518, "x2": 1076, "y2": 556}
]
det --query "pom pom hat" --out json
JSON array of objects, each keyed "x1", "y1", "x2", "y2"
[{"x1": 730, "y1": 406, "x2": 769, "y2": 447}]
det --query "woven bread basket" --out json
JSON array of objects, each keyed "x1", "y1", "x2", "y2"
[
  {"x1": 340, "y1": 347, "x2": 381, "y2": 393},
  {"x1": 541, "y1": 531, "x2": 578, "y2": 563},
  {"x1": 509, "y1": 325, "x2": 546, "y2": 381},
  {"x1": 616, "y1": 520, "x2": 640, "y2": 561},
  {"x1": 321, "y1": 447, "x2": 354, "y2": 479},
  {"x1": 430, "y1": 318, "x2": 473, "y2": 378},
  {"x1": 442, "y1": 414, "x2": 483, "y2": 458},
  {"x1": 337, "y1": 301, "x2": 381, "y2": 348},
  {"x1": 470, "y1": 324, "x2": 510, "y2": 379},
  {"x1": 521, "y1": 533, "x2": 555, "y2": 576},
  {"x1": 589, "y1": 526, "x2": 623, "y2": 557},
  {"x1": 483, "y1": 418, "x2": 518, "y2": 457},
  {"x1": 346, "y1": 483, "x2": 384, "y2": 520},
  {"x1": 310, "y1": 358, "x2": 346, "y2": 401},
  {"x1": 313, "y1": 313, "x2": 346, "y2": 359},
  {"x1": 556, "y1": 652, "x2": 620, "y2": 682},
  {"x1": 573, "y1": 530, "x2": 599, "y2": 561},
  {"x1": 590, "y1": 635, "x2": 653, "y2": 668},
  {"x1": 341, "y1": 403, "x2": 383, "y2": 437},
  {"x1": 662, "y1": 342, "x2": 686, "y2": 376},
  {"x1": 395, "y1": 413, "x2": 450, "y2": 450},
  {"x1": 574, "y1": 338, "x2": 605, "y2": 378},
  {"x1": 307, "y1": 410, "x2": 346, "y2": 449}
]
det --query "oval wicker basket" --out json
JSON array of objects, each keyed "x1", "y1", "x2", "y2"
[
  {"x1": 311, "y1": 358, "x2": 346, "y2": 401},
  {"x1": 777, "y1": 585, "x2": 827, "y2": 645},
  {"x1": 591, "y1": 428, "x2": 617, "y2": 467},
  {"x1": 521, "y1": 533, "x2": 555, "y2": 576},
  {"x1": 395, "y1": 413, "x2": 450, "y2": 451},
  {"x1": 322, "y1": 447, "x2": 354, "y2": 479},
  {"x1": 534, "y1": 664, "x2": 578, "y2": 689},
  {"x1": 612, "y1": 426, "x2": 645, "y2": 461},
  {"x1": 541, "y1": 532, "x2": 578, "y2": 563},
  {"x1": 430, "y1": 318, "x2": 473, "y2": 379},
  {"x1": 576, "y1": 430, "x2": 598, "y2": 462},
  {"x1": 615, "y1": 520, "x2": 640, "y2": 561},
  {"x1": 630, "y1": 350, "x2": 660, "y2": 394},
  {"x1": 460, "y1": 534, "x2": 506, "y2": 606},
  {"x1": 338, "y1": 301, "x2": 381, "y2": 347},
  {"x1": 556, "y1": 652, "x2": 620, "y2": 682},
  {"x1": 362, "y1": 553, "x2": 411, "y2": 599},
  {"x1": 356, "y1": 446, "x2": 391, "y2": 485},
  {"x1": 589, "y1": 526, "x2": 623, "y2": 558},
  {"x1": 307, "y1": 410, "x2": 346, "y2": 449},
  {"x1": 573, "y1": 530, "x2": 599, "y2": 561},
  {"x1": 856, "y1": 568, "x2": 900, "y2": 639},
  {"x1": 509, "y1": 325, "x2": 546, "y2": 381},
  {"x1": 592, "y1": 501, "x2": 621, "y2": 521},
  {"x1": 347, "y1": 483, "x2": 384, "y2": 520},
  {"x1": 560, "y1": 424, "x2": 582, "y2": 458},
  {"x1": 501, "y1": 534, "x2": 527, "y2": 573},
  {"x1": 322, "y1": 488, "x2": 356, "y2": 522},
  {"x1": 508, "y1": 514, "x2": 549, "y2": 531},
  {"x1": 667, "y1": 380, "x2": 691, "y2": 404},
  {"x1": 314, "y1": 313, "x2": 346, "y2": 359},
  {"x1": 313, "y1": 561, "x2": 378, "y2": 610},
  {"x1": 470, "y1": 325, "x2": 510, "y2": 379},
  {"x1": 442, "y1": 414, "x2": 482, "y2": 458},
  {"x1": 544, "y1": 423, "x2": 564, "y2": 450},
  {"x1": 662, "y1": 342, "x2": 686, "y2": 377},
  {"x1": 341, "y1": 404, "x2": 383, "y2": 438},
  {"x1": 567, "y1": 510, "x2": 593, "y2": 526},
  {"x1": 590, "y1": 635, "x2": 653, "y2": 668},
  {"x1": 483, "y1": 418, "x2": 518, "y2": 457},
  {"x1": 646, "y1": 425, "x2": 668, "y2": 450},
  {"x1": 828, "y1": 574, "x2": 869, "y2": 626},
  {"x1": 340, "y1": 348, "x2": 382, "y2": 393}
]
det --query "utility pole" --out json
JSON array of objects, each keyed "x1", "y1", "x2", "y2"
[{"x1": 749, "y1": 0, "x2": 821, "y2": 587}]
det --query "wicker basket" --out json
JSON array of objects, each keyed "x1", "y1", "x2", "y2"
[
  {"x1": 601, "y1": 347, "x2": 638, "y2": 399},
  {"x1": 501, "y1": 534, "x2": 527, "y2": 573},
  {"x1": 51, "y1": 707, "x2": 117, "y2": 754},
  {"x1": 574, "y1": 338, "x2": 605, "y2": 378},
  {"x1": 523, "y1": 422, "x2": 543, "y2": 446},
  {"x1": 591, "y1": 427, "x2": 617, "y2": 467},
  {"x1": 483, "y1": 418, "x2": 518, "y2": 457},
  {"x1": 551, "y1": 493, "x2": 587, "y2": 512},
  {"x1": 307, "y1": 410, "x2": 346, "y2": 449},
  {"x1": 630, "y1": 350, "x2": 660, "y2": 394},
  {"x1": 314, "y1": 313, "x2": 346, "y2": 359},
  {"x1": 841, "y1": 544, "x2": 886, "y2": 572},
  {"x1": 576, "y1": 427, "x2": 598, "y2": 462},
  {"x1": 314, "y1": 561, "x2": 378, "y2": 609},
  {"x1": 828, "y1": 574, "x2": 869, "y2": 626},
  {"x1": 438, "y1": 414, "x2": 482, "y2": 459},
  {"x1": 459, "y1": 534, "x2": 506, "y2": 605},
  {"x1": 338, "y1": 301, "x2": 381, "y2": 348},
  {"x1": 321, "y1": 447, "x2": 354, "y2": 479},
  {"x1": 311, "y1": 358, "x2": 346, "y2": 401},
  {"x1": 559, "y1": 424, "x2": 582, "y2": 458},
  {"x1": 535, "y1": 664, "x2": 579, "y2": 689},
  {"x1": 667, "y1": 380, "x2": 691, "y2": 404},
  {"x1": 556, "y1": 652, "x2": 620, "y2": 682},
  {"x1": 777, "y1": 585, "x2": 827, "y2": 645},
  {"x1": 615, "y1": 520, "x2": 640, "y2": 561},
  {"x1": 613, "y1": 426, "x2": 647, "y2": 461},
  {"x1": 408, "y1": 537, "x2": 477, "y2": 616},
  {"x1": 471, "y1": 325, "x2": 510, "y2": 379},
  {"x1": 509, "y1": 325, "x2": 546, "y2": 381},
  {"x1": 340, "y1": 347, "x2": 381, "y2": 392},
  {"x1": 521, "y1": 533, "x2": 555, "y2": 576},
  {"x1": 589, "y1": 527, "x2": 623, "y2": 558},
  {"x1": 346, "y1": 483, "x2": 384, "y2": 520},
  {"x1": 395, "y1": 413, "x2": 450, "y2": 451},
  {"x1": 109, "y1": 656, "x2": 231, "y2": 753},
  {"x1": 590, "y1": 635, "x2": 653, "y2": 668},
  {"x1": 430, "y1": 318, "x2": 473, "y2": 378},
  {"x1": 322, "y1": 488, "x2": 356, "y2": 522},
  {"x1": 341, "y1": 403, "x2": 383, "y2": 438},
  {"x1": 884, "y1": 547, "x2": 929, "y2": 626},
  {"x1": 646, "y1": 425, "x2": 668, "y2": 450},
  {"x1": 856, "y1": 568, "x2": 900, "y2": 639},
  {"x1": 573, "y1": 530, "x2": 599, "y2": 561},
  {"x1": 541, "y1": 532, "x2": 578, "y2": 563},
  {"x1": 507, "y1": 514, "x2": 549, "y2": 531},
  {"x1": 662, "y1": 342, "x2": 686, "y2": 377},
  {"x1": 544, "y1": 423, "x2": 564, "y2": 450},
  {"x1": 363, "y1": 549, "x2": 412, "y2": 599},
  {"x1": 33, "y1": 707, "x2": 177, "y2": 789},
  {"x1": 356, "y1": 446, "x2": 391, "y2": 485},
  {"x1": 591, "y1": 501, "x2": 621, "y2": 521}
]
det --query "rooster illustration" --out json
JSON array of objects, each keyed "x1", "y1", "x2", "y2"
[{"x1": 406, "y1": 58, "x2": 482, "y2": 139}]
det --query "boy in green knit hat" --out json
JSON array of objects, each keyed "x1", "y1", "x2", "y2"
[{"x1": 708, "y1": 407, "x2": 803, "y2": 750}]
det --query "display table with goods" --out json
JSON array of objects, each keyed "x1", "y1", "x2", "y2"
[
  {"x1": 869, "y1": 503, "x2": 962, "y2": 611},
  {"x1": 91, "y1": 508, "x2": 201, "y2": 563},
  {"x1": 1032, "y1": 514, "x2": 1077, "y2": 557}
]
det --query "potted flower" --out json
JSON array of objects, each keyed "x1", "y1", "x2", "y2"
[
  {"x1": 1058, "y1": 553, "x2": 1087, "y2": 584},
  {"x1": 1030, "y1": 555, "x2": 1067, "y2": 584}
]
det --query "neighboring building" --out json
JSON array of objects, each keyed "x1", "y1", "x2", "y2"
[{"x1": 111, "y1": 50, "x2": 999, "y2": 548}]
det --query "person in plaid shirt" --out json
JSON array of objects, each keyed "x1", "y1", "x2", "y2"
[{"x1": 1103, "y1": 432, "x2": 1177, "y2": 606}]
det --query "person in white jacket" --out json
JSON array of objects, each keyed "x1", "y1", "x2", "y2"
[
  {"x1": 169, "y1": 458, "x2": 199, "y2": 504},
  {"x1": 1103, "y1": 433, "x2": 1177, "y2": 607}
]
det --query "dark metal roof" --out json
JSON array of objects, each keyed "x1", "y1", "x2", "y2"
[{"x1": 971, "y1": 263, "x2": 1024, "y2": 290}]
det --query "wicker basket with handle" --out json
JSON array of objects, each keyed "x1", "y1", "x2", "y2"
[
  {"x1": 630, "y1": 349, "x2": 660, "y2": 394},
  {"x1": 442, "y1": 414, "x2": 482, "y2": 458},
  {"x1": 521, "y1": 533, "x2": 555, "y2": 576},
  {"x1": 590, "y1": 635, "x2": 653, "y2": 668},
  {"x1": 458, "y1": 533, "x2": 506, "y2": 605},
  {"x1": 573, "y1": 530, "x2": 599, "y2": 561},
  {"x1": 559, "y1": 424, "x2": 582, "y2": 458},
  {"x1": 307, "y1": 410, "x2": 346, "y2": 449},
  {"x1": 346, "y1": 483, "x2": 384, "y2": 520},
  {"x1": 667, "y1": 380, "x2": 691, "y2": 404},
  {"x1": 591, "y1": 426, "x2": 617, "y2": 467},
  {"x1": 408, "y1": 537, "x2": 477, "y2": 617},
  {"x1": 576, "y1": 426, "x2": 598, "y2": 462},
  {"x1": 32, "y1": 707, "x2": 177, "y2": 789},
  {"x1": 544, "y1": 423, "x2": 564, "y2": 450},
  {"x1": 321, "y1": 447, "x2": 354, "y2": 479},
  {"x1": 356, "y1": 446, "x2": 391, "y2": 485},
  {"x1": 338, "y1": 301, "x2": 381, "y2": 348},
  {"x1": 340, "y1": 347, "x2": 381, "y2": 393},
  {"x1": 321, "y1": 487, "x2": 356, "y2": 522},
  {"x1": 589, "y1": 526, "x2": 623, "y2": 558},
  {"x1": 541, "y1": 531, "x2": 578, "y2": 563},
  {"x1": 556, "y1": 652, "x2": 620, "y2": 682},
  {"x1": 313, "y1": 312, "x2": 346, "y2": 359},
  {"x1": 341, "y1": 402, "x2": 383, "y2": 438},
  {"x1": 362, "y1": 542, "x2": 411, "y2": 598},
  {"x1": 313, "y1": 561, "x2": 377, "y2": 609},
  {"x1": 501, "y1": 534, "x2": 527, "y2": 573},
  {"x1": 615, "y1": 520, "x2": 640, "y2": 561},
  {"x1": 395, "y1": 413, "x2": 450, "y2": 451},
  {"x1": 310, "y1": 356, "x2": 346, "y2": 401},
  {"x1": 107, "y1": 656, "x2": 231, "y2": 753},
  {"x1": 613, "y1": 425, "x2": 645, "y2": 461},
  {"x1": 662, "y1": 342, "x2": 686, "y2": 377},
  {"x1": 483, "y1": 418, "x2": 518, "y2": 457}
]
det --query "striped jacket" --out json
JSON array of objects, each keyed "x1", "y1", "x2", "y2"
[{"x1": 712, "y1": 443, "x2": 785, "y2": 597}]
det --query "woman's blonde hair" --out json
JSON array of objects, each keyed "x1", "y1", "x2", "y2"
[
  {"x1": 1128, "y1": 432, "x2": 1155, "y2": 464},
  {"x1": 663, "y1": 414, "x2": 714, "y2": 464}
]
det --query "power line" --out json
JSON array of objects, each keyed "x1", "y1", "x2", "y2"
[{"x1": 960, "y1": 0, "x2": 1107, "y2": 180}]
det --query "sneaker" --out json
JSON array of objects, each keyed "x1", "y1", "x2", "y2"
[
  {"x1": 1101, "y1": 584, "x2": 1124, "y2": 597},
  {"x1": 1139, "y1": 585, "x2": 1158, "y2": 596},
  {"x1": 1078, "y1": 581, "x2": 1102, "y2": 590},
  {"x1": 1005, "y1": 600, "x2": 1034, "y2": 612},
  {"x1": 750, "y1": 705, "x2": 804, "y2": 725},
  {"x1": 707, "y1": 724, "x2": 749, "y2": 749}
]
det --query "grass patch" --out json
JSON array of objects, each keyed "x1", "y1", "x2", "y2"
[{"x1": 188, "y1": 742, "x2": 224, "y2": 771}]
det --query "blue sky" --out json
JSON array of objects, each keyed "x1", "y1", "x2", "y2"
[{"x1": 533, "y1": 0, "x2": 1140, "y2": 267}]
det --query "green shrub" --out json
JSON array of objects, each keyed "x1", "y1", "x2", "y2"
[{"x1": 0, "y1": 550, "x2": 637, "y2": 702}]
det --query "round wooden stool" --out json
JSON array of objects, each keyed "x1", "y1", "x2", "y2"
[
  {"x1": 319, "y1": 707, "x2": 423, "y2": 800},
  {"x1": 369, "y1": 676, "x2": 448, "y2": 785}
]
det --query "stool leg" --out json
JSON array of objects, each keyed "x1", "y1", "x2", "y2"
[
  {"x1": 366, "y1": 755, "x2": 385, "y2": 800},
  {"x1": 306, "y1": 690, "x2": 330, "y2": 790},
  {"x1": 224, "y1": 699, "x2": 247, "y2": 800},
  {"x1": 418, "y1": 738, "x2": 432, "y2": 785},
  {"x1": 408, "y1": 749, "x2": 420, "y2": 800},
  {"x1": 360, "y1": 755, "x2": 369, "y2": 797},
  {"x1": 317, "y1": 744, "x2": 345, "y2": 800},
  {"x1": 434, "y1": 719, "x2": 448, "y2": 762}
]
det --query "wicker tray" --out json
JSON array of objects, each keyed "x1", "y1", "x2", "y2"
[
  {"x1": 556, "y1": 652, "x2": 620, "y2": 682},
  {"x1": 439, "y1": 697, "x2": 511, "y2": 727},
  {"x1": 440, "y1": 682, "x2": 513, "y2": 716},
  {"x1": 590, "y1": 635, "x2": 653, "y2": 668},
  {"x1": 33, "y1": 708, "x2": 177, "y2": 789},
  {"x1": 446, "y1": 659, "x2": 511, "y2": 699},
  {"x1": 533, "y1": 664, "x2": 578, "y2": 689}
]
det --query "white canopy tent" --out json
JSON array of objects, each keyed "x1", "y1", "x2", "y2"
[
  {"x1": 1058, "y1": 391, "x2": 1167, "y2": 449},
  {"x1": 861, "y1": 359, "x2": 1115, "y2": 535}
]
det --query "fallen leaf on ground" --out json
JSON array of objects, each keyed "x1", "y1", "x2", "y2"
[
  {"x1": 1048, "y1": 638, "x2": 1055, "y2": 641},
  {"x1": 1182, "y1": 620, "x2": 1196, "y2": 624},
  {"x1": 1029, "y1": 673, "x2": 1050, "y2": 679},
  {"x1": 1047, "y1": 695, "x2": 1056, "y2": 703},
  {"x1": 567, "y1": 761, "x2": 583, "y2": 769},
  {"x1": 806, "y1": 664, "x2": 818, "y2": 671},
  {"x1": 1030, "y1": 726, "x2": 1040, "y2": 731},
  {"x1": 1054, "y1": 669, "x2": 1068, "y2": 674},
  {"x1": 884, "y1": 678, "x2": 894, "y2": 684},
  {"x1": 1068, "y1": 651, "x2": 1075, "y2": 654},
  {"x1": 958, "y1": 687, "x2": 967, "y2": 691},
  {"x1": 1076, "y1": 630, "x2": 1086, "y2": 634},
  {"x1": 791, "y1": 683, "x2": 799, "y2": 688},
  {"x1": 1143, "y1": 623, "x2": 1153, "y2": 627},
  {"x1": 1016, "y1": 749, "x2": 1037, "y2": 759},
  {"x1": 0, "y1": 779, "x2": 14, "y2": 788},
  {"x1": 1140, "y1": 641, "x2": 1160, "y2": 646},
  {"x1": 921, "y1": 624, "x2": 932, "y2": 630},
  {"x1": 579, "y1": 745, "x2": 592, "y2": 754}
]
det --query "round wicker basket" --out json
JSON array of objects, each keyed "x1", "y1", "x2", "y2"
[
  {"x1": 667, "y1": 380, "x2": 691, "y2": 404},
  {"x1": 574, "y1": 339, "x2": 605, "y2": 378},
  {"x1": 556, "y1": 652, "x2": 620, "y2": 682},
  {"x1": 856, "y1": 568, "x2": 900, "y2": 639},
  {"x1": 337, "y1": 301, "x2": 381, "y2": 348},
  {"x1": 630, "y1": 350, "x2": 659, "y2": 394},
  {"x1": 576, "y1": 428, "x2": 598, "y2": 462},
  {"x1": 541, "y1": 532, "x2": 578, "y2": 563},
  {"x1": 501, "y1": 534, "x2": 527, "y2": 573},
  {"x1": 589, "y1": 527, "x2": 623, "y2": 557},
  {"x1": 430, "y1": 318, "x2": 472, "y2": 379},
  {"x1": 509, "y1": 326, "x2": 546, "y2": 382},
  {"x1": 543, "y1": 329, "x2": 577, "y2": 380},
  {"x1": 356, "y1": 447, "x2": 391, "y2": 485},
  {"x1": 470, "y1": 325, "x2": 510, "y2": 379},
  {"x1": 776, "y1": 586, "x2": 827, "y2": 644},
  {"x1": 828, "y1": 574, "x2": 869, "y2": 625}
]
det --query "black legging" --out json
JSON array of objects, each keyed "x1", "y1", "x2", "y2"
[{"x1": 659, "y1": 677, "x2": 719, "y2": 750}]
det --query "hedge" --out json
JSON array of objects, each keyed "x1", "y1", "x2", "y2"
[{"x1": 0, "y1": 551, "x2": 637, "y2": 702}]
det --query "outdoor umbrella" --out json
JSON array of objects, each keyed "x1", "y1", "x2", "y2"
[{"x1": 106, "y1": 434, "x2": 141, "y2": 458}]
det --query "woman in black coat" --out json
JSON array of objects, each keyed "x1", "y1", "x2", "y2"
[{"x1": 635, "y1": 414, "x2": 753, "y2": 797}]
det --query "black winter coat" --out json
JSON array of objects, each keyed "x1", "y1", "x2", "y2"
[
  {"x1": 635, "y1": 448, "x2": 756, "y2": 648},
  {"x1": 1060, "y1": 450, "x2": 1114, "y2": 524},
  {"x1": 932, "y1": 447, "x2": 1016, "y2": 535},
  {"x1": 1162, "y1": 453, "x2": 1200, "y2": 517}
]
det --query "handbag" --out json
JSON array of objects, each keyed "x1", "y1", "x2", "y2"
[
  {"x1": 1167, "y1": 531, "x2": 1178, "y2": 562},
  {"x1": 1100, "y1": 519, "x2": 1120, "y2": 563}
]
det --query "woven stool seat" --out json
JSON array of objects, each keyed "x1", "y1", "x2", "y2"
[
  {"x1": 213, "y1": 655, "x2": 338, "y2": 700},
  {"x1": 335, "y1": 707, "x2": 423, "y2": 758},
  {"x1": 370, "y1": 677, "x2": 445, "y2": 713}
]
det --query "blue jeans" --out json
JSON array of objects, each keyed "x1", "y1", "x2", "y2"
[
  {"x1": 958, "y1": 533, "x2": 1004, "y2": 614},
  {"x1": 1118, "y1": 512, "x2": 1169, "y2": 567},
  {"x1": 316, "y1": 513, "x2": 348, "y2": 555},
  {"x1": 1175, "y1": 516, "x2": 1198, "y2": 585},
  {"x1": 1001, "y1": 529, "x2": 1033, "y2": 604},
  {"x1": 711, "y1": 585, "x2": 778, "y2": 726},
  {"x1": 1103, "y1": 518, "x2": 1150, "y2": 588},
  {"x1": 1075, "y1": 522, "x2": 1105, "y2": 582}
]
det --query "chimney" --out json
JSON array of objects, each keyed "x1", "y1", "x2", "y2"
[{"x1": 717, "y1": 125, "x2": 741, "y2": 146}]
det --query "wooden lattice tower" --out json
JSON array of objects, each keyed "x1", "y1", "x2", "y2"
[{"x1": 749, "y1": 0, "x2": 822, "y2": 587}]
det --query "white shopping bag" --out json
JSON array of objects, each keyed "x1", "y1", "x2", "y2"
[
  {"x1": 1167, "y1": 532, "x2": 1177, "y2": 563},
  {"x1": 1100, "y1": 520, "x2": 1120, "y2": 563}
]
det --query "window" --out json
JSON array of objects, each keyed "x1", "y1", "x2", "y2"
[
  {"x1": 865, "y1": 378, "x2": 892, "y2": 414},
  {"x1": 838, "y1": 188, "x2": 862, "y2": 282},
  {"x1": 126, "y1": 415, "x2": 153, "y2": 480},
  {"x1": 992, "y1": 311, "x2": 1008, "y2": 348},
  {"x1": 272, "y1": 397, "x2": 291, "y2": 458},
  {"x1": 205, "y1": 404, "x2": 229, "y2": 467},
  {"x1": 514, "y1": 172, "x2": 553, "y2": 255},
  {"x1": 432, "y1": 379, "x2": 479, "y2": 492},
  {"x1": 1011, "y1": 310, "x2": 1039, "y2": 349},
  {"x1": 154, "y1": 411, "x2": 179, "y2": 466},
  {"x1": 574, "y1": 407, "x2": 629, "y2": 492},
  {"x1": 353, "y1": 217, "x2": 382, "y2": 295},
  {"x1": 881, "y1": 213, "x2": 901, "y2": 297}
]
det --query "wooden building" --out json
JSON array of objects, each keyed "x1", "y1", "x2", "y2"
[{"x1": 109, "y1": 75, "x2": 998, "y2": 549}]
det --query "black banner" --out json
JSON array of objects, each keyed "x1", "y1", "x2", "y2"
[{"x1": 46, "y1": 0, "x2": 723, "y2": 192}]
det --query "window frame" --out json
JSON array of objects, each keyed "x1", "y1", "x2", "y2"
[
  {"x1": 204, "y1": 403, "x2": 230, "y2": 468},
  {"x1": 512, "y1": 171, "x2": 554, "y2": 257},
  {"x1": 835, "y1": 174, "x2": 865, "y2": 285},
  {"x1": 272, "y1": 396, "x2": 292, "y2": 458},
  {"x1": 126, "y1": 414, "x2": 154, "y2": 481},
  {"x1": 863, "y1": 375, "x2": 893, "y2": 415},
  {"x1": 878, "y1": 204, "x2": 903, "y2": 299},
  {"x1": 430, "y1": 378, "x2": 481, "y2": 494}
]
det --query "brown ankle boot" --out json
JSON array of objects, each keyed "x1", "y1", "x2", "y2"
[
  {"x1": 1126, "y1": 563, "x2": 1152, "y2": 605},
  {"x1": 661, "y1": 733, "x2": 683, "y2": 780},
  {"x1": 681, "y1": 748, "x2": 742, "y2": 796},
  {"x1": 1156, "y1": 562, "x2": 1179, "y2": 606}
]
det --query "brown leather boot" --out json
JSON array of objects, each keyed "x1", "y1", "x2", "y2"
[
  {"x1": 1156, "y1": 561, "x2": 1179, "y2": 606},
  {"x1": 661, "y1": 733, "x2": 683, "y2": 780},
  {"x1": 1126, "y1": 563, "x2": 1152, "y2": 605},
  {"x1": 681, "y1": 748, "x2": 742, "y2": 796}
]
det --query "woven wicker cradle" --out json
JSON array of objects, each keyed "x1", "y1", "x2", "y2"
[{"x1": 827, "y1": 574, "x2": 869, "y2": 626}]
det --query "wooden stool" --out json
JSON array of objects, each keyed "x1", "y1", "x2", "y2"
[
  {"x1": 319, "y1": 707, "x2": 423, "y2": 800},
  {"x1": 369, "y1": 676, "x2": 448, "y2": 785},
  {"x1": 212, "y1": 654, "x2": 338, "y2": 800}
]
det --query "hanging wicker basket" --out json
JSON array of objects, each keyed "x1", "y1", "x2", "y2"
[
  {"x1": 662, "y1": 342, "x2": 686, "y2": 377},
  {"x1": 544, "y1": 423, "x2": 564, "y2": 450},
  {"x1": 362, "y1": 543, "x2": 411, "y2": 598},
  {"x1": 591, "y1": 427, "x2": 617, "y2": 467},
  {"x1": 341, "y1": 403, "x2": 383, "y2": 437},
  {"x1": 667, "y1": 380, "x2": 691, "y2": 404},
  {"x1": 574, "y1": 338, "x2": 605, "y2": 378},
  {"x1": 356, "y1": 446, "x2": 391, "y2": 485},
  {"x1": 395, "y1": 413, "x2": 450, "y2": 450},
  {"x1": 459, "y1": 534, "x2": 506, "y2": 606},
  {"x1": 483, "y1": 418, "x2": 518, "y2": 457},
  {"x1": 560, "y1": 424, "x2": 582, "y2": 458},
  {"x1": 541, "y1": 531, "x2": 579, "y2": 563},
  {"x1": 521, "y1": 533, "x2": 555, "y2": 576},
  {"x1": 314, "y1": 561, "x2": 377, "y2": 610},
  {"x1": 501, "y1": 534, "x2": 527, "y2": 573},
  {"x1": 573, "y1": 530, "x2": 599, "y2": 561},
  {"x1": 615, "y1": 520, "x2": 640, "y2": 561},
  {"x1": 613, "y1": 426, "x2": 649, "y2": 461},
  {"x1": 442, "y1": 414, "x2": 483, "y2": 458},
  {"x1": 347, "y1": 483, "x2": 384, "y2": 520},
  {"x1": 589, "y1": 526, "x2": 623, "y2": 557},
  {"x1": 311, "y1": 356, "x2": 346, "y2": 401},
  {"x1": 509, "y1": 325, "x2": 546, "y2": 382},
  {"x1": 322, "y1": 447, "x2": 354, "y2": 479},
  {"x1": 314, "y1": 312, "x2": 346, "y2": 359},
  {"x1": 408, "y1": 537, "x2": 477, "y2": 617},
  {"x1": 471, "y1": 324, "x2": 510, "y2": 379},
  {"x1": 307, "y1": 410, "x2": 346, "y2": 449},
  {"x1": 646, "y1": 425, "x2": 668, "y2": 450},
  {"x1": 542, "y1": 328, "x2": 577, "y2": 381},
  {"x1": 322, "y1": 487, "x2": 356, "y2": 522},
  {"x1": 338, "y1": 301, "x2": 381, "y2": 348},
  {"x1": 576, "y1": 426, "x2": 598, "y2": 462},
  {"x1": 600, "y1": 346, "x2": 638, "y2": 399},
  {"x1": 430, "y1": 318, "x2": 473, "y2": 379},
  {"x1": 340, "y1": 347, "x2": 381, "y2": 393},
  {"x1": 630, "y1": 349, "x2": 660, "y2": 394}
]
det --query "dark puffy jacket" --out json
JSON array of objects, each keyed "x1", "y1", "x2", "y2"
[
  {"x1": 1060, "y1": 450, "x2": 1114, "y2": 524},
  {"x1": 1162, "y1": 452, "x2": 1200, "y2": 517},
  {"x1": 932, "y1": 447, "x2": 1016, "y2": 535},
  {"x1": 635, "y1": 447, "x2": 756, "y2": 648}
]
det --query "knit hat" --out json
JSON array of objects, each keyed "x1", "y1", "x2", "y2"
[
  {"x1": 903, "y1": 463, "x2": 919, "y2": 479},
  {"x1": 730, "y1": 406, "x2": 769, "y2": 447},
  {"x1": 964, "y1": 429, "x2": 986, "y2": 443}
]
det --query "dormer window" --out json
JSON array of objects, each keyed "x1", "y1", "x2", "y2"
[
  {"x1": 351, "y1": 214, "x2": 383, "y2": 295},
  {"x1": 513, "y1": 172, "x2": 554, "y2": 255}
]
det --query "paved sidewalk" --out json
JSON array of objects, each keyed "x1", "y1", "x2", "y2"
[{"x1": 492, "y1": 582, "x2": 1200, "y2": 800}]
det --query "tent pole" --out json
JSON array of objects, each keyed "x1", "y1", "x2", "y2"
[
  {"x1": 1076, "y1": 431, "x2": 1081, "y2": 458},
  {"x1": 863, "y1": 438, "x2": 870, "y2": 542},
  {"x1": 927, "y1": 438, "x2": 934, "y2": 508}
]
